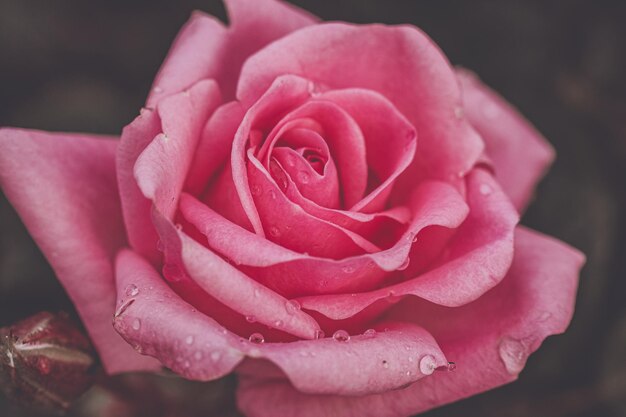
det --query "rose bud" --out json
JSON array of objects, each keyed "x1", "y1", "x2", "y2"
[
  {"x1": 0, "y1": 311, "x2": 96, "y2": 412},
  {"x1": 0, "y1": 1, "x2": 585, "y2": 416}
]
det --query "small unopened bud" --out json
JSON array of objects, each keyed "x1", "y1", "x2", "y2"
[{"x1": 0, "y1": 311, "x2": 96, "y2": 412}]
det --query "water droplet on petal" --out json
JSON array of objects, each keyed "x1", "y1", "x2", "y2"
[
  {"x1": 251, "y1": 185, "x2": 262, "y2": 196},
  {"x1": 499, "y1": 337, "x2": 527, "y2": 375},
  {"x1": 268, "y1": 190, "x2": 277, "y2": 200},
  {"x1": 341, "y1": 265, "x2": 355, "y2": 274},
  {"x1": 153, "y1": 86, "x2": 163, "y2": 94},
  {"x1": 332, "y1": 330, "x2": 350, "y2": 342},
  {"x1": 447, "y1": 361, "x2": 457, "y2": 371},
  {"x1": 285, "y1": 300, "x2": 301, "y2": 314},
  {"x1": 253, "y1": 289, "x2": 261, "y2": 298},
  {"x1": 183, "y1": 360, "x2": 191, "y2": 368},
  {"x1": 194, "y1": 351, "x2": 203, "y2": 360},
  {"x1": 132, "y1": 319, "x2": 141, "y2": 331},
  {"x1": 382, "y1": 360, "x2": 390, "y2": 369},
  {"x1": 115, "y1": 299, "x2": 134, "y2": 318},
  {"x1": 185, "y1": 335, "x2": 194, "y2": 345},
  {"x1": 419, "y1": 355, "x2": 437, "y2": 375},
  {"x1": 479, "y1": 183, "x2": 493, "y2": 195},
  {"x1": 363, "y1": 329, "x2": 377, "y2": 338},
  {"x1": 163, "y1": 264, "x2": 184, "y2": 282},
  {"x1": 314, "y1": 329, "x2": 325, "y2": 339},
  {"x1": 398, "y1": 257, "x2": 410, "y2": 271},
  {"x1": 156, "y1": 239, "x2": 164, "y2": 252},
  {"x1": 249, "y1": 333, "x2": 265, "y2": 344},
  {"x1": 298, "y1": 171, "x2": 310, "y2": 184},
  {"x1": 245, "y1": 315, "x2": 257, "y2": 323},
  {"x1": 273, "y1": 320, "x2": 284, "y2": 328},
  {"x1": 125, "y1": 284, "x2": 139, "y2": 297},
  {"x1": 210, "y1": 351, "x2": 222, "y2": 362},
  {"x1": 269, "y1": 226, "x2": 280, "y2": 237}
]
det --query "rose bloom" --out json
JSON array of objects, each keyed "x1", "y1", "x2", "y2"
[{"x1": 0, "y1": 1, "x2": 584, "y2": 416}]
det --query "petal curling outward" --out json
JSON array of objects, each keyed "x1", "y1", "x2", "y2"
[
  {"x1": 237, "y1": 227, "x2": 584, "y2": 417},
  {"x1": 0, "y1": 128, "x2": 159, "y2": 373}
]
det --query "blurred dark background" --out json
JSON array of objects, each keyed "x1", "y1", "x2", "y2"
[{"x1": 1, "y1": 0, "x2": 625, "y2": 416}]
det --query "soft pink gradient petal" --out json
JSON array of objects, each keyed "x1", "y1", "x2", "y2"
[
  {"x1": 237, "y1": 227, "x2": 584, "y2": 417},
  {"x1": 146, "y1": 0, "x2": 317, "y2": 105},
  {"x1": 298, "y1": 169, "x2": 518, "y2": 319},
  {"x1": 238, "y1": 323, "x2": 447, "y2": 396},
  {"x1": 0, "y1": 128, "x2": 159, "y2": 373},
  {"x1": 117, "y1": 108, "x2": 163, "y2": 264},
  {"x1": 185, "y1": 101, "x2": 246, "y2": 195},
  {"x1": 135, "y1": 80, "x2": 221, "y2": 220},
  {"x1": 179, "y1": 233, "x2": 322, "y2": 340},
  {"x1": 318, "y1": 88, "x2": 417, "y2": 213},
  {"x1": 457, "y1": 69, "x2": 555, "y2": 212},
  {"x1": 237, "y1": 23, "x2": 484, "y2": 181},
  {"x1": 181, "y1": 179, "x2": 467, "y2": 297},
  {"x1": 113, "y1": 249, "x2": 244, "y2": 380}
]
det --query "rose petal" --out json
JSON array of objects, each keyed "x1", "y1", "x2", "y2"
[
  {"x1": 238, "y1": 323, "x2": 447, "y2": 396},
  {"x1": 0, "y1": 128, "x2": 159, "y2": 373},
  {"x1": 181, "y1": 178, "x2": 467, "y2": 297},
  {"x1": 113, "y1": 249, "x2": 244, "y2": 380},
  {"x1": 179, "y1": 233, "x2": 322, "y2": 340},
  {"x1": 298, "y1": 169, "x2": 518, "y2": 319},
  {"x1": 238, "y1": 23, "x2": 483, "y2": 181},
  {"x1": 117, "y1": 108, "x2": 163, "y2": 264},
  {"x1": 318, "y1": 88, "x2": 417, "y2": 213},
  {"x1": 135, "y1": 80, "x2": 221, "y2": 219},
  {"x1": 237, "y1": 227, "x2": 584, "y2": 417},
  {"x1": 185, "y1": 101, "x2": 246, "y2": 195},
  {"x1": 457, "y1": 69, "x2": 555, "y2": 212},
  {"x1": 147, "y1": 0, "x2": 317, "y2": 105}
]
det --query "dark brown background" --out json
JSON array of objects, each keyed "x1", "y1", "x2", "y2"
[{"x1": 1, "y1": 0, "x2": 625, "y2": 416}]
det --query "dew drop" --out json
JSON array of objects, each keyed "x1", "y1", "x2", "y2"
[
  {"x1": 382, "y1": 360, "x2": 390, "y2": 369},
  {"x1": 245, "y1": 315, "x2": 257, "y2": 323},
  {"x1": 447, "y1": 361, "x2": 457, "y2": 371},
  {"x1": 307, "y1": 81, "x2": 321, "y2": 96},
  {"x1": 412, "y1": 235, "x2": 418, "y2": 243},
  {"x1": 269, "y1": 226, "x2": 281, "y2": 237},
  {"x1": 298, "y1": 171, "x2": 310, "y2": 184},
  {"x1": 37, "y1": 357, "x2": 51, "y2": 375},
  {"x1": 419, "y1": 355, "x2": 437, "y2": 375},
  {"x1": 332, "y1": 330, "x2": 350, "y2": 342},
  {"x1": 251, "y1": 185, "x2": 262, "y2": 196},
  {"x1": 153, "y1": 86, "x2": 163, "y2": 94},
  {"x1": 341, "y1": 265, "x2": 355, "y2": 274},
  {"x1": 268, "y1": 190, "x2": 277, "y2": 200},
  {"x1": 363, "y1": 328, "x2": 377, "y2": 338},
  {"x1": 314, "y1": 329, "x2": 325, "y2": 340},
  {"x1": 285, "y1": 300, "x2": 301, "y2": 314},
  {"x1": 479, "y1": 183, "x2": 493, "y2": 196},
  {"x1": 273, "y1": 320, "x2": 284, "y2": 328},
  {"x1": 183, "y1": 360, "x2": 191, "y2": 368},
  {"x1": 125, "y1": 284, "x2": 139, "y2": 297},
  {"x1": 163, "y1": 264, "x2": 184, "y2": 282},
  {"x1": 210, "y1": 351, "x2": 222, "y2": 362},
  {"x1": 156, "y1": 239, "x2": 164, "y2": 252},
  {"x1": 397, "y1": 257, "x2": 410, "y2": 271},
  {"x1": 498, "y1": 337, "x2": 527, "y2": 375},
  {"x1": 253, "y1": 289, "x2": 261, "y2": 298},
  {"x1": 132, "y1": 319, "x2": 141, "y2": 331},
  {"x1": 194, "y1": 351, "x2": 203, "y2": 361},
  {"x1": 249, "y1": 333, "x2": 265, "y2": 344},
  {"x1": 185, "y1": 335, "x2": 194, "y2": 345}
]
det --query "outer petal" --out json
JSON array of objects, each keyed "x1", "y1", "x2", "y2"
[
  {"x1": 146, "y1": 0, "x2": 318, "y2": 105},
  {"x1": 457, "y1": 69, "x2": 555, "y2": 212},
  {"x1": 238, "y1": 23, "x2": 484, "y2": 181},
  {"x1": 237, "y1": 227, "x2": 584, "y2": 417},
  {"x1": 135, "y1": 80, "x2": 221, "y2": 219},
  {"x1": 0, "y1": 128, "x2": 159, "y2": 373},
  {"x1": 237, "y1": 323, "x2": 447, "y2": 396},
  {"x1": 113, "y1": 249, "x2": 244, "y2": 380},
  {"x1": 299, "y1": 168, "x2": 519, "y2": 319}
]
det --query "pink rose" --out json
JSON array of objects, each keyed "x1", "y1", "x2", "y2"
[{"x1": 0, "y1": 1, "x2": 584, "y2": 416}]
